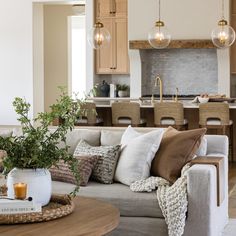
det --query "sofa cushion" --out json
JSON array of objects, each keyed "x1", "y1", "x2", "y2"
[
  {"x1": 195, "y1": 136, "x2": 207, "y2": 156},
  {"x1": 100, "y1": 130, "x2": 123, "y2": 146},
  {"x1": 50, "y1": 155, "x2": 100, "y2": 186},
  {"x1": 59, "y1": 129, "x2": 101, "y2": 154},
  {"x1": 151, "y1": 127, "x2": 206, "y2": 183},
  {"x1": 0, "y1": 129, "x2": 13, "y2": 138},
  {"x1": 115, "y1": 126, "x2": 164, "y2": 186},
  {"x1": 74, "y1": 140, "x2": 121, "y2": 184},
  {"x1": 52, "y1": 181, "x2": 164, "y2": 218}
]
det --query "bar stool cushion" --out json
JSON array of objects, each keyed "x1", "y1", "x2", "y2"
[
  {"x1": 75, "y1": 117, "x2": 104, "y2": 125},
  {"x1": 206, "y1": 119, "x2": 233, "y2": 126},
  {"x1": 117, "y1": 118, "x2": 146, "y2": 125},
  {"x1": 160, "y1": 118, "x2": 188, "y2": 125}
]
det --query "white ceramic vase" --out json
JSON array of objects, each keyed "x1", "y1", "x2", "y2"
[
  {"x1": 118, "y1": 90, "x2": 128, "y2": 97},
  {"x1": 7, "y1": 168, "x2": 52, "y2": 206}
]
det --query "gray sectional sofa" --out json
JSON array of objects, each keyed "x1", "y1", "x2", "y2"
[{"x1": 51, "y1": 126, "x2": 229, "y2": 236}]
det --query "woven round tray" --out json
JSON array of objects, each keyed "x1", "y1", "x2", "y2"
[{"x1": 0, "y1": 194, "x2": 75, "y2": 224}]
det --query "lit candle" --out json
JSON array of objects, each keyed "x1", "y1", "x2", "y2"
[{"x1": 13, "y1": 183, "x2": 27, "y2": 200}]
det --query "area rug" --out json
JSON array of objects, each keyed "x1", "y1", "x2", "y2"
[
  {"x1": 222, "y1": 219, "x2": 236, "y2": 236},
  {"x1": 229, "y1": 184, "x2": 236, "y2": 219}
]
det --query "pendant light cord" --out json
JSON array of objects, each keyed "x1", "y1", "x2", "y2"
[
  {"x1": 158, "y1": 0, "x2": 161, "y2": 21},
  {"x1": 221, "y1": 0, "x2": 225, "y2": 19}
]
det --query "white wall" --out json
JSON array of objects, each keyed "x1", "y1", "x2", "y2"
[
  {"x1": 129, "y1": 0, "x2": 228, "y2": 40},
  {"x1": 128, "y1": 0, "x2": 230, "y2": 97},
  {"x1": 44, "y1": 4, "x2": 73, "y2": 111},
  {"x1": 0, "y1": 0, "x2": 33, "y2": 125},
  {"x1": 33, "y1": 3, "x2": 44, "y2": 117}
]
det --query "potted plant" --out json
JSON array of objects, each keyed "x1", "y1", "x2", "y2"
[
  {"x1": 116, "y1": 84, "x2": 129, "y2": 97},
  {"x1": 0, "y1": 89, "x2": 82, "y2": 206}
]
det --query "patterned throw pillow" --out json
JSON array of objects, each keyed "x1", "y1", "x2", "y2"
[
  {"x1": 74, "y1": 140, "x2": 121, "y2": 184},
  {"x1": 50, "y1": 155, "x2": 100, "y2": 186}
]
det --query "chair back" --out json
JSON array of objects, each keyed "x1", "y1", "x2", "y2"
[
  {"x1": 199, "y1": 102, "x2": 229, "y2": 126},
  {"x1": 111, "y1": 102, "x2": 141, "y2": 126},
  {"x1": 79, "y1": 102, "x2": 97, "y2": 124},
  {"x1": 154, "y1": 102, "x2": 184, "y2": 126}
]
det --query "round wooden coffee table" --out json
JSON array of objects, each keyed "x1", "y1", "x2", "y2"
[{"x1": 0, "y1": 197, "x2": 120, "y2": 236}]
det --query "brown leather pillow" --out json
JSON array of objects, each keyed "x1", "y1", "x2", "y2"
[{"x1": 151, "y1": 127, "x2": 207, "y2": 183}]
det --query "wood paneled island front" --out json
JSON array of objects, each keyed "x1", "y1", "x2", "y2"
[{"x1": 87, "y1": 97, "x2": 236, "y2": 161}]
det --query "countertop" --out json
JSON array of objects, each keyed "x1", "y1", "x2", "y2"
[{"x1": 86, "y1": 97, "x2": 236, "y2": 109}]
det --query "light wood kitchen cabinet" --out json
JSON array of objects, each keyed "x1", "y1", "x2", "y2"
[
  {"x1": 96, "y1": 17, "x2": 129, "y2": 74},
  {"x1": 231, "y1": 2, "x2": 236, "y2": 73},
  {"x1": 231, "y1": 15, "x2": 236, "y2": 73},
  {"x1": 232, "y1": 0, "x2": 236, "y2": 14},
  {"x1": 96, "y1": 0, "x2": 127, "y2": 18},
  {"x1": 95, "y1": 0, "x2": 129, "y2": 74}
]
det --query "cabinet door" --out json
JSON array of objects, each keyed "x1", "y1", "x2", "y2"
[
  {"x1": 232, "y1": 0, "x2": 236, "y2": 14},
  {"x1": 96, "y1": 0, "x2": 113, "y2": 18},
  {"x1": 114, "y1": 0, "x2": 127, "y2": 18},
  {"x1": 231, "y1": 15, "x2": 236, "y2": 73},
  {"x1": 113, "y1": 18, "x2": 129, "y2": 74},
  {"x1": 96, "y1": 18, "x2": 113, "y2": 74}
]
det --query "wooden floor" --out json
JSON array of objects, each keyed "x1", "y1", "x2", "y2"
[{"x1": 229, "y1": 162, "x2": 236, "y2": 218}]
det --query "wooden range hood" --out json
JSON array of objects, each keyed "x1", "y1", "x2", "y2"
[{"x1": 129, "y1": 40, "x2": 215, "y2": 49}]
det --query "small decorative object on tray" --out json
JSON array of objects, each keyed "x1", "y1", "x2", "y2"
[
  {"x1": 0, "y1": 184, "x2": 7, "y2": 196},
  {"x1": 0, "y1": 194, "x2": 74, "y2": 224},
  {"x1": 192, "y1": 93, "x2": 236, "y2": 103},
  {"x1": 13, "y1": 183, "x2": 27, "y2": 200},
  {"x1": 0, "y1": 197, "x2": 41, "y2": 215}
]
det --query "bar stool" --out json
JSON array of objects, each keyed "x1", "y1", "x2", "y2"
[
  {"x1": 154, "y1": 102, "x2": 188, "y2": 130},
  {"x1": 111, "y1": 102, "x2": 146, "y2": 127},
  {"x1": 75, "y1": 102, "x2": 104, "y2": 126},
  {"x1": 199, "y1": 102, "x2": 233, "y2": 161}
]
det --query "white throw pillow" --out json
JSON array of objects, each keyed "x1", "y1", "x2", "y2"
[
  {"x1": 120, "y1": 125, "x2": 141, "y2": 147},
  {"x1": 114, "y1": 126, "x2": 164, "y2": 186}
]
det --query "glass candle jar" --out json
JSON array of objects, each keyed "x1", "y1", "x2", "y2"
[{"x1": 13, "y1": 183, "x2": 27, "y2": 200}]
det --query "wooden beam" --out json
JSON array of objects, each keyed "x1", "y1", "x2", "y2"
[{"x1": 129, "y1": 40, "x2": 215, "y2": 49}]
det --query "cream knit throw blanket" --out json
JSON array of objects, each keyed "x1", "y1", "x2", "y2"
[{"x1": 130, "y1": 164, "x2": 190, "y2": 236}]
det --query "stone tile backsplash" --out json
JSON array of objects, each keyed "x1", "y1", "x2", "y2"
[{"x1": 140, "y1": 48, "x2": 218, "y2": 96}]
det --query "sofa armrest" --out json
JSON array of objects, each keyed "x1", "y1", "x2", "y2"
[
  {"x1": 184, "y1": 164, "x2": 228, "y2": 236},
  {"x1": 191, "y1": 156, "x2": 224, "y2": 206}
]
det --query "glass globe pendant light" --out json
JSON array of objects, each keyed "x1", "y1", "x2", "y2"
[
  {"x1": 87, "y1": 22, "x2": 111, "y2": 49},
  {"x1": 211, "y1": 0, "x2": 235, "y2": 48},
  {"x1": 148, "y1": 0, "x2": 171, "y2": 49}
]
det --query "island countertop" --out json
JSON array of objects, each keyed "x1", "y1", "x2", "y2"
[{"x1": 86, "y1": 97, "x2": 236, "y2": 109}]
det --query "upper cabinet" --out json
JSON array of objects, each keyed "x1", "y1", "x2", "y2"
[
  {"x1": 95, "y1": 0, "x2": 129, "y2": 74},
  {"x1": 96, "y1": 17, "x2": 129, "y2": 74},
  {"x1": 96, "y1": 0, "x2": 127, "y2": 18},
  {"x1": 231, "y1": 1, "x2": 236, "y2": 73},
  {"x1": 232, "y1": 0, "x2": 236, "y2": 14}
]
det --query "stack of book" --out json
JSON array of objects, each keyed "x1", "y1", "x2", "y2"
[{"x1": 0, "y1": 198, "x2": 42, "y2": 214}]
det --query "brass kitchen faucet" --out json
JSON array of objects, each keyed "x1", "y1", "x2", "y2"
[{"x1": 153, "y1": 75, "x2": 163, "y2": 103}]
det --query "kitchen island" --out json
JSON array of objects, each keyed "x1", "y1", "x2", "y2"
[{"x1": 87, "y1": 97, "x2": 236, "y2": 161}]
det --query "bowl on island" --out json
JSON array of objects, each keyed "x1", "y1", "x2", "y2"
[{"x1": 198, "y1": 96, "x2": 209, "y2": 103}]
